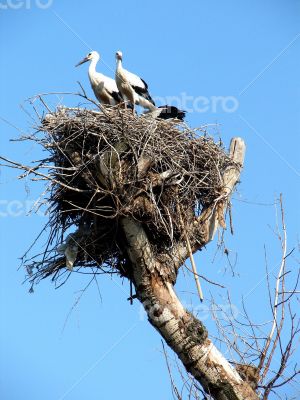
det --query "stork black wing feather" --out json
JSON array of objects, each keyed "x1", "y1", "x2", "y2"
[
  {"x1": 140, "y1": 78, "x2": 149, "y2": 90},
  {"x1": 132, "y1": 83, "x2": 155, "y2": 106},
  {"x1": 158, "y1": 106, "x2": 186, "y2": 121},
  {"x1": 111, "y1": 91, "x2": 123, "y2": 103}
]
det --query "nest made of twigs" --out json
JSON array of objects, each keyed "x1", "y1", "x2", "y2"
[{"x1": 23, "y1": 103, "x2": 236, "y2": 286}]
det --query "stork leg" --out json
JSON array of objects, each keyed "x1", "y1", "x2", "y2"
[
  {"x1": 126, "y1": 92, "x2": 136, "y2": 115},
  {"x1": 119, "y1": 101, "x2": 126, "y2": 110}
]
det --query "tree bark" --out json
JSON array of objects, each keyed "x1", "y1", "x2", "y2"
[{"x1": 120, "y1": 216, "x2": 258, "y2": 400}]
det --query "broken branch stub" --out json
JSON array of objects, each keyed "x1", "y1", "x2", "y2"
[{"x1": 207, "y1": 136, "x2": 246, "y2": 242}]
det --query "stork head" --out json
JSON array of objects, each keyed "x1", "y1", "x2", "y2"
[
  {"x1": 116, "y1": 51, "x2": 123, "y2": 61},
  {"x1": 75, "y1": 51, "x2": 99, "y2": 67}
]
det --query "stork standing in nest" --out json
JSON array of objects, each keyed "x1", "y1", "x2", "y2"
[
  {"x1": 115, "y1": 51, "x2": 186, "y2": 120},
  {"x1": 115, "y1": 50, "x2": 156, "y2": 113},
  {"x1": 76, "y1": 51, "x2": 122, "y2": 106}
]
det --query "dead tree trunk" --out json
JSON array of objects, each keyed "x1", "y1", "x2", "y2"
[{"x1": 120, "y1": 138, "x2": 258, "y2": 400}]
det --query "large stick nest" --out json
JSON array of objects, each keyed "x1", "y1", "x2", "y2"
[{"x1": 20, "y1": 103, "x2": 237, "y2": 286}]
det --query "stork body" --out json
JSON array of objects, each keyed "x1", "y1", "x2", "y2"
[
  {"x1": 115, "y1": 51, "x2": 156, "y2": 112},
  {"x1": 115, "y1": 51, "x2": 186, "y2": 120},
  {"x1": 76, "y1": 51, "x2": 122, "y2": 106}
]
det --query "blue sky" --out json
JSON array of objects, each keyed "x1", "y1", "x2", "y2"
[{"x1": 1, "y1": 1, "x2": 300, "y2": 399}]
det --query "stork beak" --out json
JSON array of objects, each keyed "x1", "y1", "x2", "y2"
[{"x1": 75, "y1": 57, "x2": 89, "y2": 67}]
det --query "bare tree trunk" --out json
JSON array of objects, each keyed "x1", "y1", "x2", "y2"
[{"x1": 121, "y1": 216, "x2": 258, "y2": 400}]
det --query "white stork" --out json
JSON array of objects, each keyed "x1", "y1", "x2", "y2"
[
  {"x1": 115, "y1": 51, "x2": 186, "y2": 120},
  {"x1": 115, "y1": 51, "x2": 156, "y2": 112},
  {"x1": 76, "y1": 51, "x2": 122, "y2": 106}
]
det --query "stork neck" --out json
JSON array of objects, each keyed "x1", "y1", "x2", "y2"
[
  {"x1": 116, "y1": 58, "x2": 122, "y2": 71},
  {"x1": 88, "y1": 57, "x2": 98, "y2": 77}
]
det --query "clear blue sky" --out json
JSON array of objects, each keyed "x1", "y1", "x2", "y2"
[{"x1": 1, "y1": 1, "x2": 300, "y2": 399}]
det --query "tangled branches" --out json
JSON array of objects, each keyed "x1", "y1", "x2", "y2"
[{"x1": 1, "y1": 98, "x2": 238, "y2": 288}]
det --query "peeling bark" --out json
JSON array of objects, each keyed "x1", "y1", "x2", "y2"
[{"x1": 120, "y1": 216, "x2": 258, "y2": 400}]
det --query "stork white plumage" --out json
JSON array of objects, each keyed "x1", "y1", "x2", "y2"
[
  {"x1": 115, "y1": 51, "x2": 156, "y2": 113},
  {"x1": 76, "y1": 51, "x2": 122, "y2": 106}
]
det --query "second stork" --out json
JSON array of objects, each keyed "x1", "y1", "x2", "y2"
[{"x1": 115, "y1": 50, "x2": 185, "y2": 120}]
